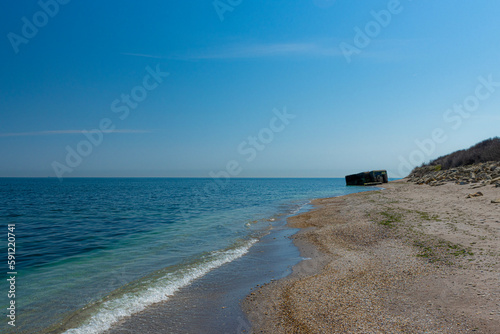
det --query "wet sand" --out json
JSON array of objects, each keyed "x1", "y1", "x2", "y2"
[{"x1": 243, "y1": 180, "x2": 500, "y2": 333}]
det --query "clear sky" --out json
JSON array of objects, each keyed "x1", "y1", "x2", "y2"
[{"x1": 1, "y1": 0, "x2": 499, "y2": 178}]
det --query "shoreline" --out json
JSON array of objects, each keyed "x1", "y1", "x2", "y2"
[
  {"x1": 101, "y1": 208, "x2": 308, "y2": 334},
  {"x1": 243, "y1": 180, "x2": 500, "y2": 333}
]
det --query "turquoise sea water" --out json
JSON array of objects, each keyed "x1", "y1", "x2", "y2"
[{"x1": 0, "y1": 178, "x2": 375, "y2": 333}]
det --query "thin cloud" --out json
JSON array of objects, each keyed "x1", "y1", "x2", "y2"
[
  {"x1": 0, "y1": 129, "x2": 152, "y2": 138},
  {"x1": 120, "y1": 52, "x2": 170, "y2": 59},
  {"x1": 122, "y1": 42, "x2": 343, "y2": 60},
  {"x1": 122, "y1": 39, "x2": 417, "y2": 61},
  {"x1": 191, "y1": 42, "x2": 343, "y2": 59}
]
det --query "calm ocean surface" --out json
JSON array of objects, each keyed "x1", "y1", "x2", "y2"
[{"x1": 0, "y1": 178, "x2": 375, "y2": 333}]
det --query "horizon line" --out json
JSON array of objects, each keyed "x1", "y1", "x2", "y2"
[{"x1": 0, "y1": 176, "x2": 363, "y2": 179}]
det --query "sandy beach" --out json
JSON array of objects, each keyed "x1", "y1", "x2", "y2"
[{"x1": 243, "y1": 180, "x2": 500, "y2": 333}]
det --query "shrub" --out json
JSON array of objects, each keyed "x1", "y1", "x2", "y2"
[{"x1": 426, "y1": 137, "x2": 500, "y2": 169}]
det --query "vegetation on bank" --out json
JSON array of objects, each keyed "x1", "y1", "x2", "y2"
[
  {"x1": 407, "y1": 137, "x2": 500, "y2": 185},
  {"x1": 424, "y1": 137, "x2": 500, "y2": 170}
]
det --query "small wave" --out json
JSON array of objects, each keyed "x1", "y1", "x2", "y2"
[
  {"x1": 63, "y1": 239, "x2": 257, "y2": 334},
  {"x1": 288, "y1": 200, "x2": 311, "y2": 215},
  {"x1": 5, "y1": 213, "x2": 22, "y2": 218}
]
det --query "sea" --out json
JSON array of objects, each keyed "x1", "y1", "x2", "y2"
[{"x1": 0, "y1": 178, "x2": 377, "y2": 334}]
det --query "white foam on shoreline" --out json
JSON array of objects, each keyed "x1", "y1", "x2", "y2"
[
  {"x1": 63, "y1": 239, "x2": 257, "y2": 334},
  {"x1": 287, "y1": 201, "x2": 311, "y2": 216}
]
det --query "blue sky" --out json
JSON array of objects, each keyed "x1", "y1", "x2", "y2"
[{"x1": 1, "y1": 0, "x2": 500, "y2": 178}]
